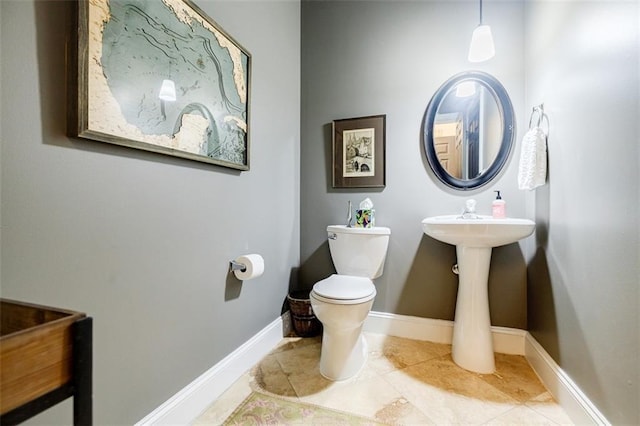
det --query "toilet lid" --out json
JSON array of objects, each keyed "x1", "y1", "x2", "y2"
[{"x1": 313, "y1": 275, "x2": 375, "y2": 300}]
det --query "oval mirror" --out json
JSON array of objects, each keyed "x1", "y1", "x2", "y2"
[{"x1": 423, "y1": 71, "x2": 515, "y2": 190}]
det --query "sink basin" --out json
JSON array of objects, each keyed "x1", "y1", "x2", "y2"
[
  {"x1": 421, "y1": 214, "x2": 535, "y2": 374},
  {"x1": 421, "y1": 215, "x2": 535, "y2": 248}
]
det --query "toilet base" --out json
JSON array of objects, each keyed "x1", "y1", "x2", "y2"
[
  {"x1": 309, "y1": 280, "x2": 375, "y2": 382},
  {"x1": 319, "y1": 326, "x2": 368, "y2": 381}
]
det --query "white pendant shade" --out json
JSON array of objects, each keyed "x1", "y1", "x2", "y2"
[
  {"x1": 468, "y1": 24, "x2": 495, "y2": 62},
  {"x1": 159, "y1": 79, "x2": 177, "y2": 101},
  {"x1": 455, "y1": 81, "x2": 477, "y2": 97}
]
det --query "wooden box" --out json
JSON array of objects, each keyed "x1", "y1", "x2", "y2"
[{"x1": 0, "y1": 299, "x2": 86, "y2": 415}]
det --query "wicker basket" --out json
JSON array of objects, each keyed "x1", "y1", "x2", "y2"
[{"x1": 287, "y1": 291, "x2": 321, "y2": 337}]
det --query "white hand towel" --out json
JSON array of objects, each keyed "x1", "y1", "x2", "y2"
[{"x1": 518, "y1": 126, "x2": 547, "y2": 190}]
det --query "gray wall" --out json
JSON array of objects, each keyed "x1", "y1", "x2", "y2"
[
  {"x1": 300, "y1": 1, "x2": 529, "y2": 328},
  {"x1": 0, "y1": 1, "x2": 300, "y2": 424},
  {"x1": 524, "y1": 2, "x2": 639, "y2": 424},
  {"x1": 301, "y1": 1, "x2": 639, "y2": 423},
  {"x1": 2, "y1": 0, "x2": 638, "y2": 424}
]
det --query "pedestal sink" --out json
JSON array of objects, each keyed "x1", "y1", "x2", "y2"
[{"x1": 421, "y1": 215, "x2": 535, "y2": 374}]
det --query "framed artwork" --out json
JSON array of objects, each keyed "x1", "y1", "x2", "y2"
[
  {"x1": 332, "y1": 115, "x2": 386, "y2": 188},
  {"x1": 71, "y1": 0, "x2": 251, "y2": 170}
]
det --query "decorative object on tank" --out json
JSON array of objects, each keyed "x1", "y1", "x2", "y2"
[{"x1": 355, "y1": 197, "x2": 375, "y2": 228}]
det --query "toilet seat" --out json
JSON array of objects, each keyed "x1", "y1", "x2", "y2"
[{"x1": 311, "y1": 275, "x2": 376, "y2": 305}]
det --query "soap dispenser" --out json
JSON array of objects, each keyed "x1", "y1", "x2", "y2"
[{"x1": 492, "y1": 191, "x2": 506, "y2": 218}]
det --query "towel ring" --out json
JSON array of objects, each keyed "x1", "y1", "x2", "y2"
[{"x1": 529, "y1": 104, "x2": 544, "y2": 129}]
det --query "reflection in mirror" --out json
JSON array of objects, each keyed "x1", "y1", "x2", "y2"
[
  {"x1": 433, "y1": 83, "x2": 501, "y2": 179},
  {"x1": 424, "y1": 71, "x2": 515, "y2": 190}
]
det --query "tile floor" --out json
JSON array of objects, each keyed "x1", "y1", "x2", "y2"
[{"x1": 195, "y1": 333, "x2": 574, "y2": 425}]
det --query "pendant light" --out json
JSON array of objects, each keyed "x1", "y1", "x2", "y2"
[
  {"x1": 158, "y1": 79, "x2": 176, "y2": 121},
  {"x1": 468, "y1": 0, "x2": 495, "y2": 62},
  {"x1": 455, "y1": 81, "x2": 477, "y2": 97},
  {"x1": 159, "y1": 79, "x2": 177, "y2": 102}
]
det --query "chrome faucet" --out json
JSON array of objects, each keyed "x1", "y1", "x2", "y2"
[{"x1": 460, "y1": 199, "x2": 479, "y2": 219}]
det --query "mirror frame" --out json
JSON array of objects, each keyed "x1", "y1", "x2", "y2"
[{"x1": 423, "y1": 71, "x2": 515, "y2": 190}]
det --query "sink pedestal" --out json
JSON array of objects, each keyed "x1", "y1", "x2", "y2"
[
  {"x1": 421, "y1": 214, "x2": 535, "y2": 375},
  {"x1": 452, "y1": 246, "x2": 495, "y2": 374}
]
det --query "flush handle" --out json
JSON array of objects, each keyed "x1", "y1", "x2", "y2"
[{"x1": 328, "y1": 233, "x2": 338, "y2": 240}]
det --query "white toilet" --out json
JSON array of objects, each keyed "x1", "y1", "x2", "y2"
[{"x1": 310, "y1": 225, "x2": 391, "y2": 381}]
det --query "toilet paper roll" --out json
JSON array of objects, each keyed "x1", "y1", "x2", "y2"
[{"x1": 233, "y1": 254, "x2": 265, "y2": 280}]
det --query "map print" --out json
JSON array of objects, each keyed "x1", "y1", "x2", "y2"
[{"x1": 87, "y1": 0, "x2": 249, "y2": 166}]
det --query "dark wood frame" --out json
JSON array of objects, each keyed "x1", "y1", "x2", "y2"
[
  {"x1": 332, "y1": 115, "x2": 386, "y2": 188},
  {"x1": 71, "y1": 0, "x2": 251, "y2": 171}
]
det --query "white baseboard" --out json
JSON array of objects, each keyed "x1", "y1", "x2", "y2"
[
  {"x1": 364, "y1": 311, "x2": 526, "y2": 355},
  {"x1": 525, "y1": 333, "x2": 610, "y2": 425},
  {"x1": 364, "y1": 310, "x2": 454, "y2": 344},
  {"x1": 137, "y1": 310, "x2": 608, "y2": 426},
  {"x1": 135, "y1": 316, "x2": 284, "y2": 425}
]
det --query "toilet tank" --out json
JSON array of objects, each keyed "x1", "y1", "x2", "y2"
[{"x1": 327, "y1": 225, "x2": 391, "y2": 279}]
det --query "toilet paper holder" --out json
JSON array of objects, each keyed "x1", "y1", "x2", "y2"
[{"x1": 229, "y1": 260, "x2": 247, "y2": 272}]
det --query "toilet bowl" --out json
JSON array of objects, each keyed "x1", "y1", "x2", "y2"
[
  {"x1": 310, "y1": 275, "x2": 376, "y2": 380},
  {"x1": 310, "y1": 225, "x2": 390, "y2": 381}
]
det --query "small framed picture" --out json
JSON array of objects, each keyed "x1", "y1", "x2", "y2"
[{"x1": 332, "y1": 115, "x2": 386, "y2": 188}]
